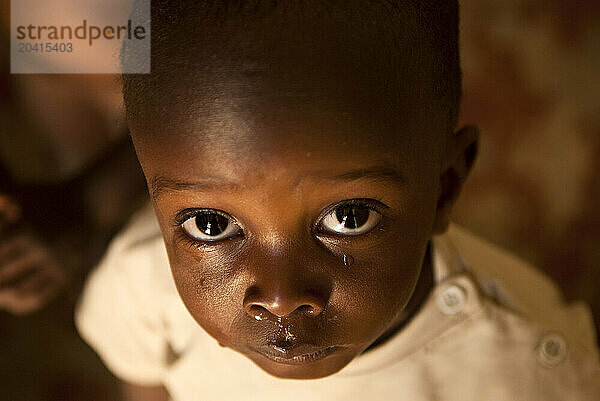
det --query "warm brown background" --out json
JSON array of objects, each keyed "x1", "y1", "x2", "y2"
[
  {"x1": 455, "y1": 0, "x2": 600, "y2": 337},
  {"x1": 0, "y1": 1, "x2": 598, "y2": 400}
]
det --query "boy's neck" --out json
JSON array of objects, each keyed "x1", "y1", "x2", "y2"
[{"x1": 363, "y1": 240, "x2": 434, "y2": 353}]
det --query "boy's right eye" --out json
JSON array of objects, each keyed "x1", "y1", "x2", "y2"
[{"x1": 180, "y1": 210, "x2": 241, "y2": 242}]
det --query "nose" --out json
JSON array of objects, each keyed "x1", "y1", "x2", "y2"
[{"x1": 243, "y1": 283, "x2": 328, "y2": 319}]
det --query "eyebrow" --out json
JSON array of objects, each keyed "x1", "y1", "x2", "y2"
[
  {"x1": 150, "y1": 165, "x2": 406, "y2": 200},
  {"x1": 321, "y1": 166, "x2": 406, "y2": 185},
  {"x1": 150, "y1": 175, "x2": 242, "y2": 200}
]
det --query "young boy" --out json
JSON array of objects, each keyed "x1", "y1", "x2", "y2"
[{"x1": 76, "y1": 1, "x2": 600, "y2": 400}]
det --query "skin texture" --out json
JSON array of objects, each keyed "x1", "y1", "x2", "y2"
[{"x1": 128, "y1": 6, "x2": 479, "y2": 385}]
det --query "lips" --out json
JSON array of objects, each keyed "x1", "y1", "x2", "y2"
[{"x1": 250, "y1": 343, "x2": 342, "y2": 365}]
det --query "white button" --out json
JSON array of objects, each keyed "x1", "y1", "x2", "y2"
[
  {"x1": 537, "y1": 333, "x2": 567, "y2": 367},
  {"x1": 436, "y1": 284, "x2": 466, "y2": 315}
]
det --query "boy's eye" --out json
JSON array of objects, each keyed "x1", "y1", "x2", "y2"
[
  {"x1": 320, "y1": 203, "x2": 382, "y2": 236},
  {"x1": 181, "y1": 211, "x2": 241, "y2": 242}
]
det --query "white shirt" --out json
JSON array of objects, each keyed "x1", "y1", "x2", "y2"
[{"x1": 75, "y1": 205, "x2": 600, "y2": 400}]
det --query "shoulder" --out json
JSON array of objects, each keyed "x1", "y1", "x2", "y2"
[
  {"x1": 87, "y1": 203, "x2": 174, "y2": 306},
  {"x1": 74, "y1": 203, "x2": 177, "y2": 384},
  {"x1": 107, "y1": 202, "x2": 164, "y2": 257},
  {"x1": 443, "y1": 222, "x2": 598, "y2": 359}
]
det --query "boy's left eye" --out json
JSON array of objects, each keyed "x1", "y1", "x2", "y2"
[
  {"x1": 319, "y1": 202, "x2": 382, "y2": 236},
  {"x1": 181, "y1": 211, "x2": 241, "y2": 242}
]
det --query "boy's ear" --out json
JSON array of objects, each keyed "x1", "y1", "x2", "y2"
[{"x1": 432, "y1": 125, "x2": 480, "y2": 235}]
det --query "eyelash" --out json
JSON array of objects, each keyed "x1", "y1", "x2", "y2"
[
  {"x1": 174, "y1": 197, "x2": 390, "y2": 246},
  {"x1": 174, "y1": 208, "x2": 233, "y2": 226},
  {"x1": 312, "y1": 197, "x2": 389, "y2": 233}
]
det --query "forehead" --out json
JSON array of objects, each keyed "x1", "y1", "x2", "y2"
[
  {"x1": 131, "y1": 4, "x2": 448, "y2": 183},
  {"x1": 132, "y1": 69, "x2": 446, "y2": 190},
  {"x1": 134, "y1": 95, "x2": 443, "y2": 198}
]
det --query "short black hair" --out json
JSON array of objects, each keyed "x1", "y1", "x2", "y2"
[{"x1": 122, "y1": 0, "x2": 461, "y2": 132}]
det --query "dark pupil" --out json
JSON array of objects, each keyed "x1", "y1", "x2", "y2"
[
  {"x1": 195, "y1": 213, "x2": 229, "y2": 236},
  {"x1": 335, "y1": 205, "x2": 369, "y2": 229}
]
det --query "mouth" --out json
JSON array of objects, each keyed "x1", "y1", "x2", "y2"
[{"x1": 250, "y1": 343, "x2": 342, "y2": 365}]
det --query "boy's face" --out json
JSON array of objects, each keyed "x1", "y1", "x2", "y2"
[{"x1": 131, "y1": 16, "x2": 471, "y2": 380}]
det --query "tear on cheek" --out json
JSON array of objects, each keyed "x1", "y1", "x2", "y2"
[{"x1": 342, "y1": 254, "x2": 354, "y2": 266}]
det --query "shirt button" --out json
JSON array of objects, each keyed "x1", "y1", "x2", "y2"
[
  {"x1": 537, "y1": 333, "x2": 567, "y2": 367},
  {"x1": 437, "y1": 283, "x2": 467, "y2": 315}
]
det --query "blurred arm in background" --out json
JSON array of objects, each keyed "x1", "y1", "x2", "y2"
[
  {"x1": 0, "y1": 0, "x2": 147, "y2": 315},
  {"x1": 0, "y1": 194, "x2": 66, "y2": 314}
]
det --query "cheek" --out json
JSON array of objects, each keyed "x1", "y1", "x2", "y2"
[
  {"x1": 332, "y1": 239, "x2": 426, "y2": 340},
  {"x1": 166, "y1": 243, "x2": 247, "y2": 340},
  {"x1": 327, "y1": 196, "x2": 435, "y2": 339}
]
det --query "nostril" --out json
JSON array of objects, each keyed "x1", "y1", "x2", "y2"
[
  {"x1": 298, "y1": 302, "x2": 324, "y2": 316},
  {"x1": 246, "y1": 304, "x2": 269, "y2": 321},
  {"x1": 245, "y1": 302, "x2": 323, "y2": 320},
  {"x1": 243, "y1": 285, "x2": 328, "y2": 319},
  {"x1": 298, "y1": 304, "x2": 315, "y2": 315}
]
